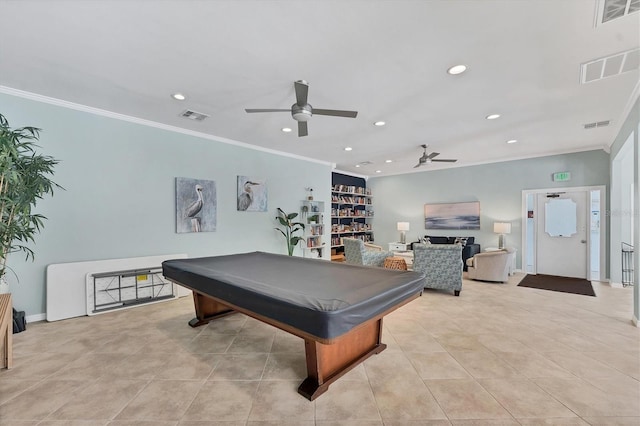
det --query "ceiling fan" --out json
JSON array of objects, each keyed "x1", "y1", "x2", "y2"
[
  {"x1": 414, "y1": 144, "x2": 457, "y2": 168},
  {"x1": 245, "y1": 80, "x2": 358, "y2": 137}
]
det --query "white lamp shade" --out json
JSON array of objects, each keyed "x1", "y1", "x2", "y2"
[
  {"x1": 397, "y1": 222, "x2": 410, "y2": 231},
  {"x1": 493, "y1": 222, "x2": 511, "y2": 234}
]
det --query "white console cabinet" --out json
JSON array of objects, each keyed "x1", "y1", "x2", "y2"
[{"x1": 388, "y1": 242, "x2": 409, "y2": 252}]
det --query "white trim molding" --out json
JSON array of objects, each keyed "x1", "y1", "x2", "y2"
[{"x1": 0, "y1": 86, "x2": 333, "y2": 168}]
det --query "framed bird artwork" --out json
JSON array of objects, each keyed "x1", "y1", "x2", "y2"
[
  {"x1": 237, "y1": 176, "x2": 267, "y2": 212},
  {"x1": 176, "y1": 177, "x2": 217, "y2": 233}
]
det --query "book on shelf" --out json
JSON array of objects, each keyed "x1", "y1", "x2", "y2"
[{"x1": 332, "y1": 185, "x2": 369, "y2": 195}]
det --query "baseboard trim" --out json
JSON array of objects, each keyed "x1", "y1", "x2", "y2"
[{"x1": 26, "y1": 313, "x2": 46, "y2": 323}]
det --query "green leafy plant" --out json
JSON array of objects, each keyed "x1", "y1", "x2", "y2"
[
  {"x1": 274, "y1": 207, "x2": 305, "y2": 256},
  {"x1": 0, "y1": 113, "x2": 61, "y2": 280}
]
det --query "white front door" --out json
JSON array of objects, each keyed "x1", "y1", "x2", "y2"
[{"x1": 535, "y1": 191, "x2": 588, "y2": 279}]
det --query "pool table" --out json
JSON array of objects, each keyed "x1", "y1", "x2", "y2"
[{"x1": 162, "y1": 251, "x2": 425, "y2": 400}]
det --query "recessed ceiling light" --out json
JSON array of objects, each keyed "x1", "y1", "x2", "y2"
[
  {"x1": 486, "y1": 114, "x2": 501, "y2": 120},
  {"x1": 506, "y1": 139, "x2": 518, "y2": 144},
  {"x1": 447, "y1": 64, "x2": 467, "y2": 75},
  {"x1": 355, "y1": 164, "x2": 361, "y2": 168},
  {"x1": 375, "y1": 170, "x2": 382, "y2": 173},
  {"x1": 171, "y1": 93, "x2": 186, "y2": 101},
  {"x1": 374, "y1": 121, "x2": 386, "y2": 126},
  {"x1": 385, "y1": 160, "x2": 392, "y2": 163},
  {"x1": 344, "y1": 147, "x2": 352, "y2": 151},
  {"x1": 281, "y1": 127, "x2": 292, "y2": 133}
]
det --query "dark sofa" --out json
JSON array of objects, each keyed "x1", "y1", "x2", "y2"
[{"x1": 411, "y1": 235, "x2": 481, "y2": 271}]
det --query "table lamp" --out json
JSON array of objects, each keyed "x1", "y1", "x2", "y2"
[
  {"x1": 493, "y1": 222, "x2": 511, "y2": 249},
  {"x1": 397, "y1": 222, "x2": 410, "y2": 244}
]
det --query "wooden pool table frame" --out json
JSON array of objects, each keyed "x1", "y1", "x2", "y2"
[{"x1": 167, "y1": 279, "x2": 421, "y2": 400}]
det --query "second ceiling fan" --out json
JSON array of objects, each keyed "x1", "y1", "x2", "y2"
[
  {"x1": 414, "y1": 144, "x2": 457, "y2": 168},
  {"x1": 245, "y1": 80, "x2": 358, "y2": 137}
]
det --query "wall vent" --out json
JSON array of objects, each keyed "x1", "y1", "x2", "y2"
[
  {"x1": 596, "y1": 0, "x2": 640, "y2": 25},
  {"x1": 180, "y1": 110, "x2": 209, "y2": 121},
  {"x1": 584, "y1": 120, "x2": 611, "y2": 129},
  {"x1": 581, "y1": 48, "x2": 639, "y2": 83}
]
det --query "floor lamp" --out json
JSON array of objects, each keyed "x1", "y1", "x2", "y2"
[
  {"x1": 397, "y1": 222, "x2": 410, "y2": 244},
  {"x1": 493, "y1": 222, "x2": 511, "y2": 249}
]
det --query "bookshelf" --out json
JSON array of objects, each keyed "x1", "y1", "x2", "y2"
[
  {"x1": 300, "y1": 200, "x2": 325, "y2": 259},
  {"x1": 331, "y1": 185, "x2": 374, "y2": 249}
]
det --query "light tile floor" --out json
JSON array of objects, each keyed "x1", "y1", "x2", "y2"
[{"x1": 1, "y1": 272, "x2": 638, "y2": 425}]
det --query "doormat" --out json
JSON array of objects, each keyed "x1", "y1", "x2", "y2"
[{"x1": 517, "y1": 274, "x2": 596, "y2": 297}]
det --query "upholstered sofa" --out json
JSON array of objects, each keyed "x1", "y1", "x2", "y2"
[
  {"x1": 412, "y1": 243, "x2": 463, "y2": 296},
  {"x1": 411, "y1": 235, "x2": 480, "y2": 271},
  {"x1": 343, "y1": 238, "x2": 393, "y2": 267},
  {"x1": 466, "y1": 249, "x2": 511, "y2": 283}
]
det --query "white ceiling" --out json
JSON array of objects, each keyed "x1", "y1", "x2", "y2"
[{"x1": 1, "y1": 0, "x2": 639, "y2": 177}]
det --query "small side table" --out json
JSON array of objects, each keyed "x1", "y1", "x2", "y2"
[
  {"x1": 388, "y1": 242, "x2": 409, "y2": 252},
  {"x1": 384, "y1": 256, "x2": 408, "y2": 270},
  {"x1": 0, "y1": 293, "x2": 12, "y2": 369},
  {"x1": 391, "y1": 250, "x2": 414, "y2": 270}
]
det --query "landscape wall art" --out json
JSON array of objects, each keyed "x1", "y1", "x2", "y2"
[{"x1": 424, "y1": 202, "x2": 480, "y2": 230}]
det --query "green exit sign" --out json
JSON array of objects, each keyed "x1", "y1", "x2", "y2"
[{"x1": 552, "y1": 171, "x2": 571, "y2": 182}]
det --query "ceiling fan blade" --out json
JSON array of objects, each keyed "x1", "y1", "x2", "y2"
[
  {"x1": 414, "y1": 163, "x2": 423, "y2": 168},
  {"x1": 295, "y1": 80, "x2": 308, "y2": 106},
  {"x1": 313, "y1": 109, "x2": 358, "y2": 118},
  {"x1": 298, "y1": 121, "x2": 308, "y2": 137},
  {"x1": 431, "y1": 159, "x2": 457, "y2": 163},
  {"x1": 245, "y1": 108, "x2": 290, "y2": 113},
  {"x1": 427, "y1": 152, "x2": 440, "y2": 159}
]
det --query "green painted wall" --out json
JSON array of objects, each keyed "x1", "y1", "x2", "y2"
[
  {"x1": 1, "y1": 93, "x2": 332, "y2": 315},
  {"x1": 368, "y1": 150, "x2": 610, "y2": 272}
]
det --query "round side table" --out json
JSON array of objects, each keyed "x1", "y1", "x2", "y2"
[{"x1": 384, "y1": 256, "x2": 408, "y2": 270}]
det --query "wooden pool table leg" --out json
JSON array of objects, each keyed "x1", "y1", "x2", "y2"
[
  {"x1": 188, "y1": 292, "x2": 236, "y2": 328},
  {"x1": 298, "y1": 318, "x2": 386, "y2": 400}
]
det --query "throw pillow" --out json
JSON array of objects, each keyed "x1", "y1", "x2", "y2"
[{"x1": 454, "y1": 237, "x2": 468, "y2": 246}]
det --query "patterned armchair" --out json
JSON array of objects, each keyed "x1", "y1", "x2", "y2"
[
  {"x1": 343, "y1": 238, "x2": 393, "y2": 267},
  {"x1": 412, "y1": 243, "x2": 463, "y2": 296}
]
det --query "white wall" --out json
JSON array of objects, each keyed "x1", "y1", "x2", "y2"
[
  {"x1": 610, "y1": 137, "x2": 635, "y2": 284},
  {"x1": 609, "y1": 96, "x2": 639, "y2": 323},
  {"x1": 1, "y1": 93, "x2": 332, "y2": 316}
]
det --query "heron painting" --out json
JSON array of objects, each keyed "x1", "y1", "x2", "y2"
[
  {"x1": 237, "y1": 176, "x2": 267, "y2": 212},
  {"x1": 176, "y1": 177, "x2": 217, "y2": 233}
]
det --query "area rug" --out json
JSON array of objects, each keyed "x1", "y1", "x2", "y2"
[{"x1": 517, "y1": 274, "x2": 596, "y2": 297}]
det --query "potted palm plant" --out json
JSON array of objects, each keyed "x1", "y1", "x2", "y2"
[
  {"x1": 0, "y1": 113, "x2": 61, "y2": 292},
  {"x1": 274, "y1": 207, "x2": 305, "y2": 256}
]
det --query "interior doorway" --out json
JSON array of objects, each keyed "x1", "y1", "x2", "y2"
[{"x1": 523, "y1": 186, "x2": 606, "y2": 281}]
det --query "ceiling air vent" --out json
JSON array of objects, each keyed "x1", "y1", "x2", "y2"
[
  {"x1": 597, "y1": 0, "x2": 640, "y2": 24},
  {"x1": 180, "y1": 110, "x2": 209, "y2": 121},
  {"x1": 581, "y1": 48, "x2": 639, "y2": 83},
  {"x1": 584, "y1": 120, "x2": 611, "y2": 129}
]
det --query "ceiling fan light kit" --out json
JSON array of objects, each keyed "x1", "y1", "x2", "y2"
[
  {"x1": 414, "y1": 144, "x2": 457, "y2": 168},
  {"x1": 245, "y1": 80, "x2": 358, "y2": 137},
  {"x1": 291, "y1": 104, "x2": 313, "y2": 122}
]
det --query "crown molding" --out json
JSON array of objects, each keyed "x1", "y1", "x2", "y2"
[{"x1": 0, "y1": 86, "x2": 334, "y2": 168}]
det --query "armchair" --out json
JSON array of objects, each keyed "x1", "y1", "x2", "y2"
[
  {"x1": 466, "y1": 249, "x2": 511, "y2": 283},
  {"x1": 343, "y1": 238, "x2": 392, "y2": 267},
  {"x1": 412, "y1": 243, "x2": 463, "y2": 296}
]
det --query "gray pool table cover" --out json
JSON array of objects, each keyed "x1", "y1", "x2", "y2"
[{"x1": 162, "y1": 251, "x2": 426, "y2": 340}]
